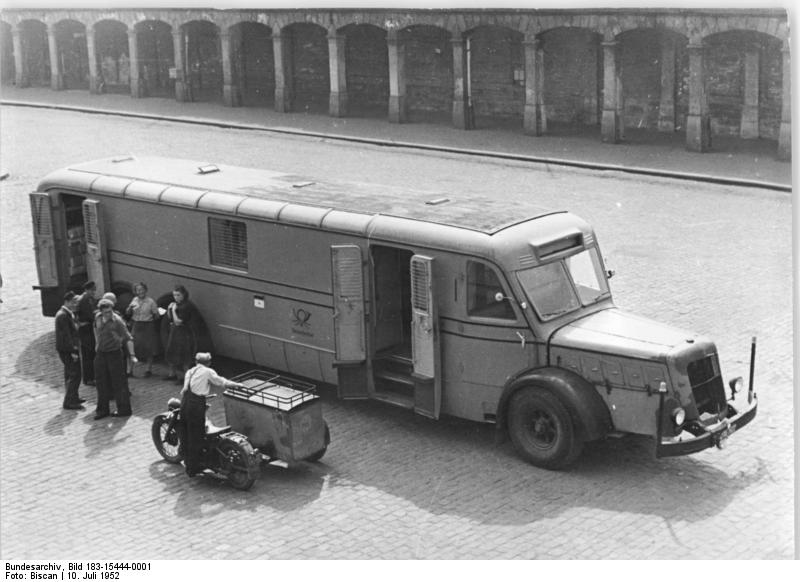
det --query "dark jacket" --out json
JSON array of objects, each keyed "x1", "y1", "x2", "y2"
[{"x1": 55, "y1": 306, "x2": 80, "y2": 354}]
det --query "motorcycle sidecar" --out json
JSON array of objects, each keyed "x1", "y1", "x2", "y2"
[{"x1": 223, "y1": 370, "x2": 330, "y2": 464}]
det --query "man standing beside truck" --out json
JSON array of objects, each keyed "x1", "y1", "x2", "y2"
[
  {"x1": 76, "y1": 281, "x2": 97, "y2": 386},
  {"x1": 93, "y1": 298, "x2": 136, "y2": 419},
  {"x1": 55, "y1": 291, "x2": 84, "y2": 410}
]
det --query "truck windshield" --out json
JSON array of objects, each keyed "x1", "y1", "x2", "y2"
[{"x1": 516, "y1": 247, "x2": 610, "y2": 320}]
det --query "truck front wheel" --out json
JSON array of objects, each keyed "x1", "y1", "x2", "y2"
[{"x1": 508, "y1": 388, "x2": 583, "y2": 470}]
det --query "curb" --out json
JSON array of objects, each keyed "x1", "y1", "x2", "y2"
[{"x1": 4, "y1": 100, "x2": 791, "y2": 193}]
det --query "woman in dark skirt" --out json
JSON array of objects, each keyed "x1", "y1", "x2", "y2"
[
  {"x1": 125, "y1": 282, "x2": 160, "y2": 377},
  {"x1": 164, "y1": 285, "x2": 200, "y2": 383}
]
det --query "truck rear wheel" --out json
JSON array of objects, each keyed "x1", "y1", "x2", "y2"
[{"x1": 508, "y1": 388, "x2": 583, "y2": 470}]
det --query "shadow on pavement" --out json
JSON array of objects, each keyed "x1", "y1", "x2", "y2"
[
  {"x1": 314, "y1": 396, "x2": 770, "y2": 528},
  {"x1": 82, "y1": 413, "x2": 132, "y2": 458},
  {"x1": 14, "y1": 331, "x2": 61, "y2": 388},
  {"x1": 147, "y1": 457, "x2": 326, "y2": 519}
]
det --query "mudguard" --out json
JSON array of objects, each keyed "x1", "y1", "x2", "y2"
[{"x1": 496, "y1": 367, "x2": 612, "y2": 442}]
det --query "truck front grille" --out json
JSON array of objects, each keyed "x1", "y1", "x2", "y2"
[{"x1": 687, "y1": 355, "x2": 726, "y2": 415}]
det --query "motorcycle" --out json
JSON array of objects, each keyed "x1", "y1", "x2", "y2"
[{"x1": 151, "y1": 395, "x2": 260, "y2": 490}]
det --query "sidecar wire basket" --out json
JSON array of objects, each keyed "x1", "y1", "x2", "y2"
[{"x1": 226, "y1": 370, "x2": 317, "y2": 412}]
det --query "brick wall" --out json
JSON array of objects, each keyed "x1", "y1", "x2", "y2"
[
  {"x1": 542, "y1": 28, "x2": 600, "y2": 125},
  {"x1": 706, "y1": 33, "x2": 782, "y2": 138},
  {"x1": 470, "y1": 27, "x2": 524, "y2": 119},
  {"x1": 238, "y1": 23, "x2": 274, "y2": 106},
  {"x1": 404, "y1": 27, "x2": 452, "y2": 115},
  {"x1": 186, "y1": 21, "x2": 221, "y2": 99},
  {"x1": 620, "y1": 30, "x2": 662, "y2": 130},
  {"x1": 289, "y1": 23, "x2": 329, "y2": 112},
  {"x1": 1, "y1": 22, "x2": 14, "y2": 83},
  {"x1": 19, "y1": 21, "x2": 51, "y2": 86},
  {"x1": 137, "y1": 21, "x2": 174, "y2": 97},
  {"x1": 344, "y1": 24, "x2": 388, "y2": 111}
]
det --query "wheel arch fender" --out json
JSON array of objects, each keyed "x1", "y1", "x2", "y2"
[{"x1": 496, "y1": 367, "x2": 612, "y2": 443}]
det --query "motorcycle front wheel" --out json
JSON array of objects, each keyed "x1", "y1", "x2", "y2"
[
  {"x1": 152, "y1": 413, "x2": 184, "y2": 464},
  {"x1": 217, "y1": 433, "x2": 259, "y2": 491}
]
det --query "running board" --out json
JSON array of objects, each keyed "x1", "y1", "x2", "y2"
[{"x1": 372, "y1": 391, "x2": 414, "y2": 410}]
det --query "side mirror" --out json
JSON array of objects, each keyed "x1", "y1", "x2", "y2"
[{"x1": 494, "y1": 292, "x2": 527, "y2": 310}]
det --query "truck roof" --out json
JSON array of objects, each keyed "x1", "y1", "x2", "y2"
[
  {"x1": 38, "y1": 156, "x2": 596, "y2": 268},
  {"x1": 39, "y1": 156, "x2": 561, "y2": 235}
]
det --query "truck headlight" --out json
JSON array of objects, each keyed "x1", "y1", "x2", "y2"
[
  {"x1": 729, "y1": 376, "x2": 743, "y2": 398},
  {"x1": 672, "y1": 407, "x2": 686, "y2": 427}
]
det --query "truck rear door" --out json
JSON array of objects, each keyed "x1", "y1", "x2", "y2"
[{"x1": 29, "y1": 192, "x2": 59, "y2": 288}]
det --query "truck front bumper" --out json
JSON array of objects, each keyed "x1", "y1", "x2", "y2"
[{"x1": 655, "y1": 395, "x2": 758, "y2": 458}]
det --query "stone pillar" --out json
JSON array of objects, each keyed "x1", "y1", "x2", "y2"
[
  {"x1": 658, "y1": 37, "x2": 676, "y2": 132},
  {"x1": 686, "y1": 40, "x2": 711, "y2": 152},
  {"x1": 172, "y1": 28, "x2": 191, "y2": 102},
  {"x1": 523, "y1": 35, "x2": 546, "y2": 136},
  {"x1": 127, "y1": 29, "x2": 144, "y2": 98},
  {"x1": 47, "y1": 24, "x2": 63, "y2": 90},
  {"x1": 273, "y1": 32, "x2": 292, "y2": 113},
  {"x1": 387, "y1": 30, "x2": 406, "y2": 123},
  {"x1": 740, "y1": 45, "x2": 760, "y2": 139},
  {"x1": 328, "y1": 32, "x2": 348, "y2": 117},
  {"x1": 777, "y1": 46, "x2": 791, "y2": 161},
  {"x1": 451, "y1": 36, "x2": 473, "y2": 130},
  {"x1": 86, "y1": 26, "x2": 100, "y2": 94},
  {"x1": 601, "y1": 40, "x2": 621, "y2": 143},
  {"x1": 12, "y1": 26, "x2": 27, "y2": 87},
  {"x1": 221, "y1": 31, "x2": 241, "y2": 107}
]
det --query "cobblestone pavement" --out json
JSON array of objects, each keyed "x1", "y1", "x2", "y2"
[{"x1": 0, "y1": 106, "x2": 794, "y2": 560}]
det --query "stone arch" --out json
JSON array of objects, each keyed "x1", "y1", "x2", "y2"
[
  {"x1": 182, "y1": 19, "x2": 222, "y2": 103},
  {"x1": 464, "y1": 24, "x2": 524, "y2": 129},
  {"x1": 340, "y1": 23, "x2": 388, "y2": 118},
  {"x1": 400, "y1": 24, "x2": 452, "y2": 122},
  {"x1": 281, "y1": 22, "x2": 329, "y2": 113},
  {"x1": 1, "y1": 21, "x2": 15, "y2": 85},
  {"x1": 539, "y1": 26, "x2": 603, "y2": 130},
  {"x1": 54, "y1": 19, "x2": 89, "y2": 90},
  {"x1": 703, "y1": 29, "x2": 784, "y2": 141},
  {"x1": 94, "y1": 19, "x2": 129, "y2": 94},
  {"x1": 134, "y1": 20, "x2": 173, "y2": 97},
  {"x1": 230, "y1": 20, "x2": 273, "y2": 107}
]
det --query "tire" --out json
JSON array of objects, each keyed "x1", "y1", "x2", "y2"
[
  {"x1": 507, "y1": 388, "x2": 583, "y2": 470},
  {"x1": 152, "y1": 413, "x2": 184, "y2": 464},
  {"x1": 217, "y1": 433, "x2": 259, "y2": 491},
  {"x1": 304, "y1": 421, "x2": 331, "y2": 463}
]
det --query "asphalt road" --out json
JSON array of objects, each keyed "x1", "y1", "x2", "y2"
[{"x1": 0, "y1": 107, "x2": 793, "y2": 560}]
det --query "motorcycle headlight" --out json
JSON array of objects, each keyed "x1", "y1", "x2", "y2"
[{"x1": 672, "y1": 407, "x2": 686, "y2": 427}]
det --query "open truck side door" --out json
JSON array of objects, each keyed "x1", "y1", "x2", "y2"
[
  {"x1": 410, "y1": 255, "x2": 441, "y2": 419},
  {"x1": 331, "y1": 244, "x2": 369, "y2": 399},
  {"x1": 29, "y1": 192, "x2": 59, "y2": 289},
  {"x1": 81, "y1": 199, "x2": 110, "y2": 296}
]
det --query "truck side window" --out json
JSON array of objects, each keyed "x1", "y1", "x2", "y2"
[
  {"x1": 208, "y1": 217, "x2": 248, "y2": 271},
  {"x1": 467, "y1": 261, "x2": 515, "y2": 319}
]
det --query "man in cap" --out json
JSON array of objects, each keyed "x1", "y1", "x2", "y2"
[
  {"x1": 93, "y1": 297, "x2": 137, "y2": 419},
  {"x1": 179, "y1": 352, "x2": 245, "y2": 477}
]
